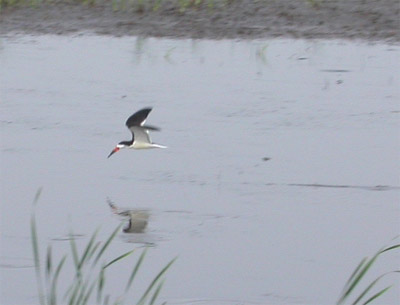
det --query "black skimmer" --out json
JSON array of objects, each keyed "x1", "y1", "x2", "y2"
[{"x1": 108, "y1": 107, "x2": 166, "y2": 158}]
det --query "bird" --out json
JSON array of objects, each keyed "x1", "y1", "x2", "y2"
[{"x1": 108, "y1": 107, "x2": 166, "y2": 158}]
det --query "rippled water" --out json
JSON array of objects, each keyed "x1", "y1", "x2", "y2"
[{"x1": 1, "y1": 36, "x2": 399, "y2": 305}]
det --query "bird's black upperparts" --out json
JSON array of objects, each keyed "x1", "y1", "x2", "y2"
[{"x1": 125, "y1": 107, "x2": 153, "y2": 128}]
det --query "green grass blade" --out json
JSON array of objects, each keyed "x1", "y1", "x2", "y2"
[
  {"x1": 45, "y1": 244, "x2": 53, "y2": 305},
  {"x1": 137, "y1": 257, "x2": 177, "y2": 305},
  {"x1": 45, "y1": 245, "x2": 52, "y2": 284},
  {"x1": 74, "y1": 285, "x2": 85, "y2": 305},
  {"x1": 351, "y1": 274, "x2": 385, "y2": 305},
  {"x1": 33, "y1": 187, "x2": 43, "y2": 206},
  {"x1": 69, "y1": 231, "x2": 80, "y2": 276},
  {"x1": 352, "y1": 270, "x2": 400, "y2": 305},
  {"x1": 104, "y1": 249, "x2": 135, "y2": 269},
  {"x1": 67, "y1": 279, "x2": 82, "y2": 305},
  {"x1": 50, "y1": 255, "x2": 67, "y2": 305},
  {"x1": 31, "y1": 213, "x2": 46, "y2": 305},
  {"x1": 338, "y1": 253, "x2": 380, "y2": 304},
  {"x1": 380, "y1": 244, "x2": 400, "y2": 253},
  {"x1": 93, "y1": 224, "x2": 122, "y2": 266},
  {"x1": 74, "y1": 277, "x2": 90, "y2": 305},
  {"x1": 97, "y1": 266, "x2": 106, "y2": 304},
  {"x1": 46, "y1": 245, "x2": 52, "y2": 281},
  {"x1": 339, "y1": 256, "x2": 368, "y2": 302},
  {"x1": 125, "y1": 247, "x2": 147, "y2": 293},
  {"x1": 87, "y1": 241, "x2": 101, "y2": 262},
  {"x1": 81, "y1": 281, "x2": 97, "y2": 305},
  {"x1": 78, "y1": 227, "x2": 100, "y2": 270},
  {"x1": 149, "y1": 280, "x2": 165, "y2": 305},
  {"x1": 362, "y1": 286, "x2": 392, "y2": 305}
]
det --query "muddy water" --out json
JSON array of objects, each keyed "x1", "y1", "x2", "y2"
[{"x1": 1, "y1": 36, "x2": 399, "y2": 305}]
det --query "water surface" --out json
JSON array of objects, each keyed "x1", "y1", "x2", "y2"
[{"x1": 1, "y1": 36, "x2": 399, "y2": 304}]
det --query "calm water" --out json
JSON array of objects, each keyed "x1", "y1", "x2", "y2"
[{"x1": 1, "y1": 36, "x2": 399, "y2": 305}]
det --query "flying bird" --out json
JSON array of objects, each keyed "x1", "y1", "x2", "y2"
[{"x1": 108, "y1": 108, "x2": 166, "y2": 158}]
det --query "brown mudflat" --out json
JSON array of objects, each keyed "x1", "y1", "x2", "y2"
[{"x1": 1, "y1": 0, "x2": 399, "y2": 41}]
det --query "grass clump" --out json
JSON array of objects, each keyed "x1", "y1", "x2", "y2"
[
  {"x1": 337, "y1": 240, "x2": 400, "y2": 305},
  {"x1": 0, "y1": 0, "x2": 42, "y2": 8},
  {"x1": 31, "y1": 188, "x2": 175, "y2": 305}
]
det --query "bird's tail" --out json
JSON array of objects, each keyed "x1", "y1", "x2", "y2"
[{"x1": 152, "y1": 143, "x2": 167, "y2": 149}]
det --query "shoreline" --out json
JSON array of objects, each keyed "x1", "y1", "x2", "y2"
[{"x1": 1, "y1": 1, "x2": 399, "y2": 42}]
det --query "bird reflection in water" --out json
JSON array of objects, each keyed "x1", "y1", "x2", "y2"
[{"x1": 107, "y1": 198, "x2": 150, "y2": 234}]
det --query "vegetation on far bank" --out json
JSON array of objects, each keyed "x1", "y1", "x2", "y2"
[{"x1": 1, "y1": 0, "x2": 324, "y2": 13}]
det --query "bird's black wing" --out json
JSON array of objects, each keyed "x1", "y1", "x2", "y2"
[{"x1": 125, "y1": 108, "x2": 152, "y2": 128}]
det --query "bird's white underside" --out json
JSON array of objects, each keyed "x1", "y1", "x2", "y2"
[
  {"x1": 131, "y1": 142, "x2": 167, "y2": 149},
  {"x1": 116, "y1": 126, "x2": 166, "y2": 150},
  {"x1": 131, "y1": 126, "x2": 166, "y2": 149}
]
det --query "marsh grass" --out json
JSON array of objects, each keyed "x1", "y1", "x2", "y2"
[
  {"x1": 31, "y1": 188, "x2": 175, "y2": 305},
  {"x1": 109, "y1": 0, "x2": 219, "y2": 13},
  {"x1": 0, "y1": 0, "x2": 42, "y2": 8},
  {"x1": 337, "y1": 240, "x2": 400, "y2": 305},
  {"x1": 305, "y1": 0, "x2": 323, "y2": 9},
  {"x1": 0, "y1": 0, "x2": 324, "y2": 13},
  {"x1": 0, "y1": 0, "x2": 219, "y2": 11}
]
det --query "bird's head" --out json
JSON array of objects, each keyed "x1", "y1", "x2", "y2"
[{"x1": 107, "y1": 141, "x2": 130, "y2": 158}]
